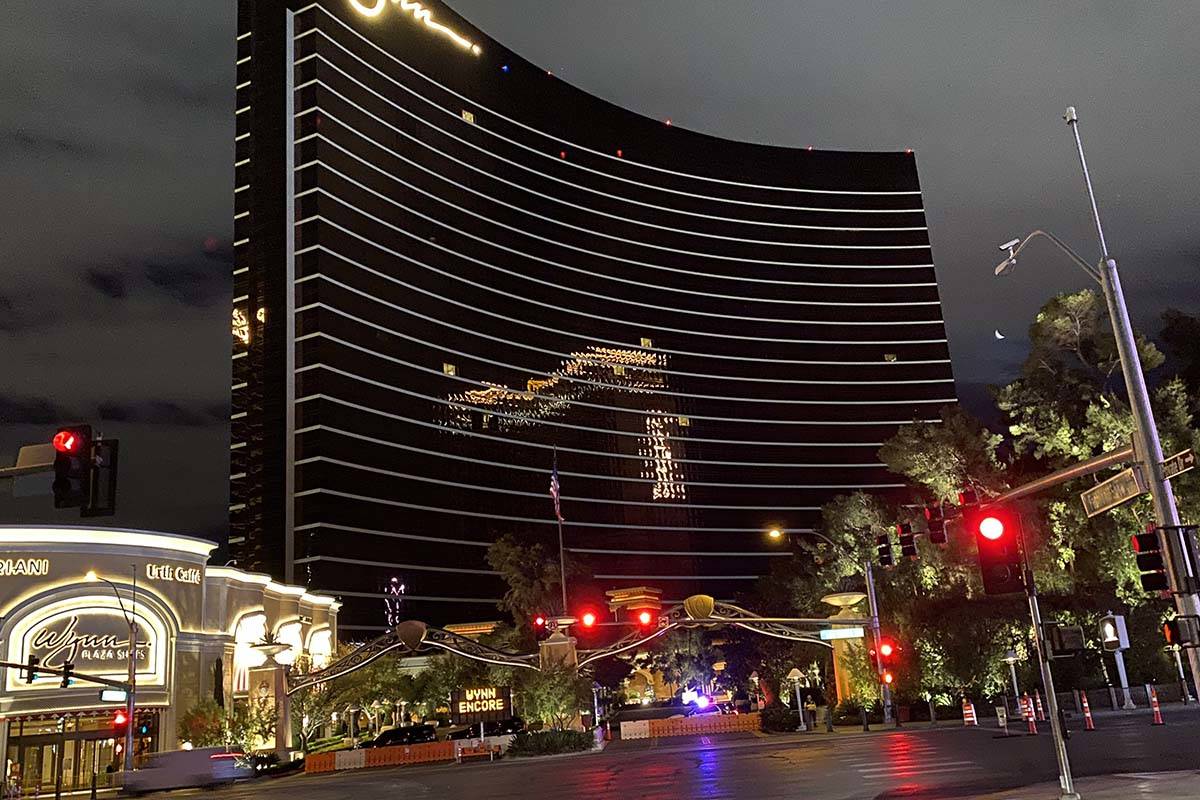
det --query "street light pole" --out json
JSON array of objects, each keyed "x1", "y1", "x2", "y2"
[
  {"x1": 863, "y1": 559, "x2": 893, "y2": 724},
  {"x1": 1065, "y1": 106, "x2": 1200, "y2": 694},
  {"x1": 88, "y1": 568, "x2": 136, "y2": 772}
]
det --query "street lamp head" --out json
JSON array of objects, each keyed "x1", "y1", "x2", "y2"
[
  {"x1": 999, "y1": 239, "x2": 1020, "y2": 251},
  {"x1": 85, "y1": 570, "x2": 98, "y2": 582},
  {"x1": 994, "y1": 256, "x2": 1017, "y2": 277},
  {"x1": 767, "y1": 528, "x2": 783, "y2": 541}
]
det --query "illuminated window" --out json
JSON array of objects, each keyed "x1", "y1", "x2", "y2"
[
  {"x1": 613, "y1": 365, "x2": 626, "y2": 376},
  {"x1": 640, "y1": 337, "x2": 654, "y2": 348},
  {"x1": 678, "y1": 416, "x2": 690, "y2": 427},
  {"x1": 883, "y1": 353, "x2": 898, "y2": 362},
  {"x1": 640, "y1": 414, "x2": 686, "y2": 500},
  {"x1": 461, "y1": 110, "x2": 475, "y2": 125},
  {"x1": 443, "y1": 362, "x2": 457, "y2": 376},
  {"x1": 256, "y1": 307, "x2": 267, "y2": 323},
  {"x1": 308, "y1": 629, "x2": 333, "y2": 670},
  {"x1": 231, "y1": 308, "x2": 250, "y2": 345},
  {"x1": 274, "y1": 621, "x2": 303, "y2": 667},
  {"x1": 232, "y1": 613, "x2": 267, "y2": 694}
]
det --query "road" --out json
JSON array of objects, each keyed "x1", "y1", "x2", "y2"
[{"x1": 150, "y1": 708, "x2": 1200, "y2": 800}]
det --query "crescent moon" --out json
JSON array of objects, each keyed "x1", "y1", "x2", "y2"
[{"x1": 994, "y1": 329, "x2": 1006, "y2": 340}]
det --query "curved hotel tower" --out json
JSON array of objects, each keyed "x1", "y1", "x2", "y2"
[{"x1": 230, "y1": 0, "x2": 955, "y2": 633}]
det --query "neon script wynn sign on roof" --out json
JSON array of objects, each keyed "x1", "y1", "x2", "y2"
[{"x1": 348, "y1": 0, "x2": 482, "y2": 55}]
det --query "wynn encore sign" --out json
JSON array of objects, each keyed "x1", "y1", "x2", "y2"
[{"x1": 450, "y1": 686, "x2": 511, "y2": 725}]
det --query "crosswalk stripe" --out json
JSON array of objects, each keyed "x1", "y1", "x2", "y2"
[{"x1": 857, "y1": 760, "x2": 974, "y2": 774}]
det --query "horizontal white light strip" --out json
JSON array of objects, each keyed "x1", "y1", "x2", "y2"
[
  {"x1": 234, "y1": 184, "x2": 249, "y2": 193},
  {"x1": 233, "y1": 267, "x2": 248, "y2": 275},
  {"x1": 298, "y1": 363, "x2": 949, "y2": 428},
  {"x1": 300, "y1": 423, "x2": 887, "y2": 474},
  {"x1": 235, "y1": 106, "x2": 252, "y2": 115},
  {"x1": 232, "y1": 382, "x2": 248, "y2": 390},
  {"x1": 294, "y1": 555, "x2": 497, "y2": 575},
  {"x1": 296, "y1": 456, "x2": 885, "y2": 505},
  {"x1": 235, "y1": 132, "x2": 250, "y2": 142},
  {"x1": 303, "y1": 12, "x2": 922, "y2": 197},
  {"x1": 233, "y1": 238, "x2": 249, "y2": 247},
  {"x1": 304, "y1": 324, "x2": 949, "y2": 400},
  {"x1": 294, "y1": 487, "x2": 818, "y2": 531},
  {"x1": 231, "y1": 352, "x2": 246, "y2": 360},
  {"x1": 295, "y1": 67, "x2": 927, "y2": 237},
  {"x1": 235, "y1": 158, "x2": 250, "y2": 167},
  {"x1": 236, "y1": 80, "x2": 252, "y2": 90},
  {"x1": 236, "y1": 55, "x2": 251, "y2": 65},
  {"x1": 594, "y1": 574, "x2": 758, "y2": 581},
  {"x1": 297, "y1": 391, "x2": 924, "y2": 448},
  {"x1": 297, "y1": 266, "x2": 951, "y2": 366},
  {"x1": 295, "y1": 216, "x2": 947, "y2": 340},
  {"x1": 236, "y1": 31, "x2": 252, "y2": 41},
  {"x1": 303, "y1": 291, "x2": 951, "y2": 390},
  {"x1": 323, "y1": 590, "x2": 501, "y2": 604},
  {"x1": 569, "y1": 548, "x2": 791, "y2": 557},
  {"x1": 230, "y1": 412, "x2": 247, "y2": 420},
  {"x1": 300, "y1": 419, "x2": 883, "y2": 470},
  {"x1": 295, "y1": 521, "x2": 490, "y2": 547},
  {"x1": 289, "y1": 58, "x2": 923, "y2": 230},
  {"x1": 297, "y1": 148, "x2": 937, "y2": 302},
  {"x1": 297, "y1": 128, "x2": 936, "y2": 287},
  {"x1": 234, "y1": 211, "x2": 250, "y2": 220}
]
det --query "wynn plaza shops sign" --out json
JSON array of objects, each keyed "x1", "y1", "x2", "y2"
[{"x1": 7, "y1": 602, "x2": 164, "y2": 690}]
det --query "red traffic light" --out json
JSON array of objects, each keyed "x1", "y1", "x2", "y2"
[
  {"x1": 52, "y1": 430, "x2": 79, "y2": 453},
  {"x1": 580, "y1": 611, "x2": 597, "y2": 628},
  {"x1": 879, "y1": 642, "x2": 894, "y2": 658},
  {"x1": 114, "y1": 710, "x2": 128, "y2": 726},
  {"x1": 979, "y1": 516, "x2": 1005, "y2": 541},
  {"x1": 533, "y1": 615, "x2": 546, "y2": 628},
  {"x1": 636, "y1": 610, "x2": 653, "y2": 626},
  {"x1": 883, "y1": 671, "x2": 894, "y2": 685}
]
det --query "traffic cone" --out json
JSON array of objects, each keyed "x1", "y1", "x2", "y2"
[
  {"x1": 1022, "y1": 693, "x2": 1038, "y2": 735},
  {"x1": 1150, "y1": 686, "x2": 1165, "y2": 726},
  {"x1": 1034, "y1": 689, "x2": 1046, "y2": 721},
  {"x1": 1080, "y1": 690, "x2": 1095, "y2": 731},
  {"x1": 961, "y1": 697, "x2": 977, "y2": 727}
]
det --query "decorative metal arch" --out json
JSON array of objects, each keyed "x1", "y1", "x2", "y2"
[{"x1": 285, "y1": 595, "x2": 873, "y2": 692}]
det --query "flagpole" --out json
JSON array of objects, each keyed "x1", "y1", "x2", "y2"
[{"x1": 551, "y1": 446, "x2": 568, "y2": 615}]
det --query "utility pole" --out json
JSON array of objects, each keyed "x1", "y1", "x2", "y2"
[
  {"x1": 1065, "y1": 106, "x2": 1200, "y2": 694},
  {"x1": 125, "y1": 564, "x2": 137, "y2": 772},
  {"x1": 863, "y1": 559, "x2": 893, "y2": 724}
]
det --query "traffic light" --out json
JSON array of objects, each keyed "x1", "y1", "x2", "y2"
[
  {"x1": 579, "y1": 610, "x2": 597, "y2": 629},
  {"x1": 1131, "y1": 529, "x2": 1170, "y2": 592},
  {"x1": 1163, "y1": 616, "x2": 1200, "y2": 646},
  {"x1": 137, "y1": 716, "x2": 151, "y2": 736},
  {"x1": 958, "y1": 486, "x2": 979, "y2": 506},
  {"x1": 633, "y1": 609, "x2": 655, "y2": 630},
  {"x1": 871, "y1": 638, "x2": 899, "y2": 686},
  {"x1": 532, "y1": 614, "x2": 550, "y2": 641},
  {"x1": 24, "y1": 655, "x2": 39, "y2": 684},
  {"x1": 52, "y1": 424, "x2": 93, "y2": 509},
  {"x1": 924, "y1": 502, "x2": 947, "y2": 545},
  {"x1": 60, "y1": 661, "x2": 74, "y2": 688},
  {"x1": 875, "y1": 532, "x2": 894, "y2": 568},
  {"x1": 964, "y1": 505, "x2": 1025, "y2": 595},
  {"x1": 896, "y1": 523, "x2": 917, "y2": 559},
  {"x1": 113, "y1": 709, "x2": 129, "y2": 739}
]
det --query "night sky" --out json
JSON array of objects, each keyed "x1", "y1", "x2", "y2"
[{"x1": 2, "y1": 1, "x2": 1197, "y2": 541}]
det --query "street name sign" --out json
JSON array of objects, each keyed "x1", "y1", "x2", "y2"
[
  {"x1": 819, "y1": 626, "x2": 865, "y2": 641},
  {"x1": 1163, "y1": 449, "x2": 1196, "y2": 480},
  {"x1": 1081, "y1": 467, "x2": 1147, "y2": 518}
]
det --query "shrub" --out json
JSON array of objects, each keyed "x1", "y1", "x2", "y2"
[
  {"x1": 833, "y1": 698, "x2": 883, "y2": 726},
  {"x1": 759, "y1": 703, "x2": 801, "y2": 732},
  {"x1": 505, "y1": 729, "x2": 594, "y2": 757}
]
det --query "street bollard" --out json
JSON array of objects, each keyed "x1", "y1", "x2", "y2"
[
  {"x1": 861, "y1": 706, "x2": 870, "y2": 732},
  {"x1": 1108, "y1": 686, "x2": 1118, "y2": 710},
  {"x1": 929, "y1": 698, "x2": 938, "y2": 727},
  {"x1": 90, "y1": 772, "x2": 97, "y2": 800},
  {"x1": 825, "y1": 705, "x2": 834, "y2": 733}
]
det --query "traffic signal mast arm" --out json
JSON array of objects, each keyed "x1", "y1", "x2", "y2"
[{"x1": 0, "y1": 659, "x2": 132, "y2": 691}]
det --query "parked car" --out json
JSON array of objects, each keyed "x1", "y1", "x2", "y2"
[
  {"x1": 364, "y1": 724, "x2": 438, "y2": 748},
  {"x1": 447, "y1": 718, "x2": 526, "y2": 739},
  {"x1": 124, "y1": 747, "x2": 251, "y2": 795}
]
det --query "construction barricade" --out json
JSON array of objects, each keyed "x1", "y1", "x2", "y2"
[
  {"x1": 644, "y1": 712, "x2": 761, "y2": 739},
  {"x1": 306, "y1": 740, "x2": 455, "y2": 774}
]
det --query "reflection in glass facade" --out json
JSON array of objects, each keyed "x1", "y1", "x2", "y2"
[{"x1": 230, "y1": 0, "x2": 956, "y2": 633}]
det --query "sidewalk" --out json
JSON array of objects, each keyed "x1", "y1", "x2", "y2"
[{"x1": 967, "y1": 770, "x2": 1200, "y2": 799}]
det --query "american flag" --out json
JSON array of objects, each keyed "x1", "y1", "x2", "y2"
[{"x1": 549, "y1": 448, "x2": 564, "y2": 523}]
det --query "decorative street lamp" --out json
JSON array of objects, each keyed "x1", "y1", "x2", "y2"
[{"x1": 251, "y1": 638, "x2": 292, "y2": 760}]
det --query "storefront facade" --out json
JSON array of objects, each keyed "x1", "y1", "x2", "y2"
[{"x1": 0, "y1": 526, "x2": 337, "y2": 795}]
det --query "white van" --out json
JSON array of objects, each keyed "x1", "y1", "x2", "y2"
[{"x1": 124, "y1": 747, "x2": 251, "y2": 794}]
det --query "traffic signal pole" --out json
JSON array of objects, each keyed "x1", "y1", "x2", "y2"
[
  {"x1": 863, "y1": 559, "x2": 893, "y2": 724},
  {"x1": 1019, "y1": 517, "x2": 1079, "y2": 800},
  {"x1": 1066, "y1": 107, "x2": 1200, "y2": 696}
]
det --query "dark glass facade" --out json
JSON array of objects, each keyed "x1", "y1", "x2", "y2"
[{"x1": 231, "y1": 0, "x2": 955, "y2": 634}]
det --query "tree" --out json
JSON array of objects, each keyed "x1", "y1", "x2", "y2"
[
  {"x1": 289, "y1": 655, "x2": 338, "y2": 752},
  {"x1": 879, "y1": 405, "x2": 1006, "y2": 501},
  {"x1": 177, "y1": 699, "x2": 225, "y2": 748},
  {"x1": 225, "y1": 696, "x2": 275, "y2": 753},
  {"x1": 513, "y1": 663, "x2": 591, "y2": 730},
  {"x1": 486, "y1": 534, "x2": 570, "y2": 624}
]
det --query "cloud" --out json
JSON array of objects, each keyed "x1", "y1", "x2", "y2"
[
  {"x1": 97, "y1": 400, "x2": 226, "y2": 427},
  {"x1": 144, "y1": 250, "x2": 229, "y2": 308},
  {"x1": 0, "y1": 396, "x2": 75, "y2": 425},
  {"x1": 0, "y1": 129, "x2": 100, "y2": 160},
  {"x1": 132, "y1": 74, "x2": 227, "y2": 113},
  {"x1": 84, "y1": 268, "x2": 128, "y2": 300}
]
